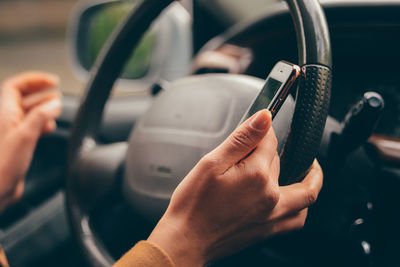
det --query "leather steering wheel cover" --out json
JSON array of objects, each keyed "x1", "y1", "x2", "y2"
[
  {"x1": 279, "y1": 64, "x2": 332, "y2": 185},
  {"x1": 66, "y1": 0, "x2": 332, "y2": 265},
  {"x1": 280, "y1": 0, "x2": 332, "y2": 184}
]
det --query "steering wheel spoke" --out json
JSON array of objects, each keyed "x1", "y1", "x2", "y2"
[{"x1": 69, "y1": 141, "x2": 128, "y2": 212}]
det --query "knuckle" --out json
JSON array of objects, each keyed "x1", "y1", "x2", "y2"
[
  {"x1": 270, "y1": 188, "x2": 280, "y2": 206},
  {"x1": 248, "y1": 167, "x2": 269, "y2": 188},
  {"x1": 251, "y1": 166, "x2": 266, "y2": 181},
  {"x1": 230, "y1": 128, "x2": 255, "y2": 150},
  {"x1": 304, "y1": 177, "x2": 321, "y2": 206},
  {"x1": 263, "y1": 187, "x2": 280, "y2": 209},
  {"x1": 198, "y1": 154, "x2": 221, "y2": 175},
  {"x1": 250, "y1": 158, "x2": 269, "y2": 179},
  {"x1": 305, "y1": 187, "x2": 318, "y2": 206}
]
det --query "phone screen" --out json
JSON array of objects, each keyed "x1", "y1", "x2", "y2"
[
  {"x1": 242, "y1": 77, "x2": 283, "y2": 121},
  {"x1": 238, "y1": 61, "x2": 300, "y2": 125}
]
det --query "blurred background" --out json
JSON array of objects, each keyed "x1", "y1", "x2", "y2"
[
  {"x1": 0, "y1": 0, "x2": 82, "y2": 95},
  {"x1": 0, "y1": 0, "x2": 280, "y2": 96}
]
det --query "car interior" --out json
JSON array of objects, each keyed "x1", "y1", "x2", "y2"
[{"x1": 0, "y1": 0, "x2": 399, "y2": 266}]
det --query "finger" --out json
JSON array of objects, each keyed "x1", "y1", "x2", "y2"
[
  {"x1": 207, "y1": 110, "x2": 272, "y2": 173},
  {"x1": 3, "y1": 71, "x2": 59, "y2": 95},
  {"x1": 269, "y1": 209, "x2": 308, "y2": 236},
  {"x1": 11, "y1": 180, "x2": 25, "y2": 203},
  {"x1": 269, "y1": 160, "x2": 323, "y2": 220},
  {"x1": 243, "y1": 127, "x2": 278, "y2": 173},
  {"x1": 0, "y1": 181, "x2": 24, "y2": 213},
  {"x1": 18, "y1": 98, "x2": 62, "y2": 140},
  {"x1": 42, "y1": 120, "x2": 57, "y2": 134},
  {"x1": 22, "y1": 88, "x2": 61, "y2": 111}
]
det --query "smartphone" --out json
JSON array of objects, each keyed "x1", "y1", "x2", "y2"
[{"x1": 240, "y1": 61, "x2": 300, "y2": 124}]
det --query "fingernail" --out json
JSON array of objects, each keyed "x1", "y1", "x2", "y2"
[{"x1": 250, "y1": 110, "x2": 270, "y2": 130}]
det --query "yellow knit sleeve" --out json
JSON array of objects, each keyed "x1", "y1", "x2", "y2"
[
  {"x1": 0, "y1": 244, "x2": 9, "y2": 267},
  {"x1": 114, "y1": 241, "x2": 175, "y2": 267}
]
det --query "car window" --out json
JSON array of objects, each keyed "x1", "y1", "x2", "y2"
[{"x1": 0, "y1": 0, "x2": 83, "y2": 96}]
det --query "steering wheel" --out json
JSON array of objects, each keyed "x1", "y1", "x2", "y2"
[{"x1": 66, "y1": 0, "x2": 332, "y2": 266}]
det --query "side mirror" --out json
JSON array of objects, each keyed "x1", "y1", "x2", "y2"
[{"x1": 68, "y1": 0, "x2": 192, "y2": 89}]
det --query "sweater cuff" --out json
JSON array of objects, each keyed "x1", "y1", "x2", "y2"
[
  {"x1": 114, "y1": 241, "x2": 175, "y2": 267},
  {"x1": 0, "y1": 244, "x2": 9, "y2": 267}
]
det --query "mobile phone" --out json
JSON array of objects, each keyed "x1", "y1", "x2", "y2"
[{"x1": 240, "y1": 61, "x2": 300, "y2": 124}]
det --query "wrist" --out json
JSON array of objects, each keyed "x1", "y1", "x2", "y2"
[{"x1": 148, "y1": 212, "x2": 207, "y2": 267}]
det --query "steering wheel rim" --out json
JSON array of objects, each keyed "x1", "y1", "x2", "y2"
[{"x1": 66, "y1": 0, "x2": 332, "y2": 266}]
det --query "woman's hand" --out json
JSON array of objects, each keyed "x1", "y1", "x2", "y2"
[
  {"x1": 148, "y1": 109, "x2": 323, "y2": 266},
  {"x1": 0, "y1": 71, "x2": 62, "y2": 212}
]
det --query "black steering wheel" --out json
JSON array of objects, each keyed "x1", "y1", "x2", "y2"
[{"x1": 66, "y1": 0, "x2": 332, "y2": 266}]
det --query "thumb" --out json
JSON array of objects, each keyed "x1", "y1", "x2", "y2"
[
  {"x1": 209, "y1": 109, "x2": 272, "y2": 172},
  {"x1": 18, "y1": 98, "x2": 61, "y2": 140}
]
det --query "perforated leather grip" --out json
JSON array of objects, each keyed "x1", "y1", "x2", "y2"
[{"x1": 279, "y1": 64, "x2": 332, "y2": 185}]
